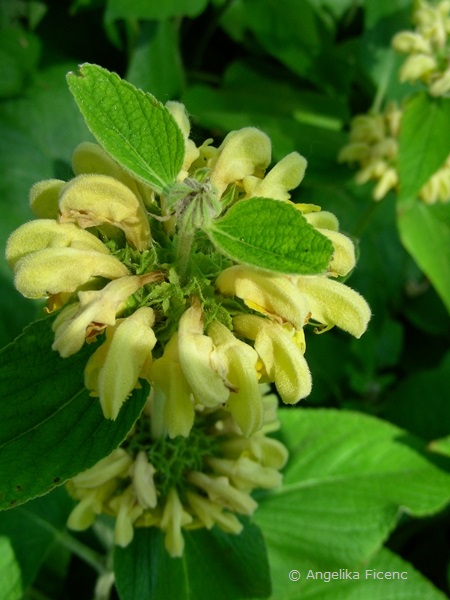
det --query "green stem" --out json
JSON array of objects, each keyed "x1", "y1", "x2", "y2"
[
  {"x1": 176, "y1": 227, "x2": 195, "y2": 281},
  {"x1": 55, "y1": 530, "x2": 108, "y2": 575}
]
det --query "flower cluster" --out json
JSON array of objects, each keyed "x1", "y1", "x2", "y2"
[
  {"x1": 392, "y1": 0, "x2": 450, "y2": 96},
  {"x1": 6, "y1": 100, "x2": 371, "y2": 552},
  {"x1": 67, "y1": 387, "x2": 288, "y2": 557},
  {"x1": 338, "y1": 102, "x2": 450, "y2": 203}
]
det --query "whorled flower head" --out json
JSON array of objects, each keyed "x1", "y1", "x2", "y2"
[
  {"x1": 392, "y1": 0, "x2": 450, "y2": 96},
  {"x1": 66, "y1": 387, "x2": 288, "y2": 557},
  {"x1": 6, "y1": 100, "x2": 371, "y2": 437},
  {"x1": 338, "y1": 101, "x2": 450, "y2": 203}
]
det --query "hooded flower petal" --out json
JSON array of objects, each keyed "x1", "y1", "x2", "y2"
[
  {"x1": 296, "y1": 275, "x2": 371, "y2": 338},
  {"x1": 233, "y1": 314, "x2": 312, "y2": 404},
  {"x1": 207, "y1": 321, "x2": 263, "y2": 436},
  {"x1": 150, "y1": 333, "x2": 195, "y2": 438},
  {"x1": 209, "y1": 128, "x2": 272, "y2": 197},
  {"x1": 85, "y1": 307, "x2": 157, "y2": 420},
  {"x1": 52, "y1": 275, "x2": 146, "y2": 357},
  {"x1": 242, "y1": 152, "x2": 307, "y2": 201},
  {"x1": 59, "y1": 173, "x2": 151, "y2": 251},
  {"x1": 6, "y1": 219, "x2": 109, "y2": 269},
  {"x1": 177, "y1": 303, "x2": 229, "y2": 408},
  {"x1": 216, "y1": 265, "x2": 309, "y2": 329},
  {"x1": 13, "y1": 247, "x2": 129, "y2": 299}
]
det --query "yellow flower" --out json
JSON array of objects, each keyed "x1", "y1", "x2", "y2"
[
  {"x1": 233, "y1": 314, "x2": 312, "y2": 404},
  {"x1": 160, "y1": 488, "x2": 193, "y2": 557},
  {"x1": 208, "y1": 127, "x2": 272, "y2": 197},
  {"x1": 150, "y1": 333, "x2": 195, "y2": 438},
  {"x1": 295, "y1": 275, "x2": 371, "y2": 338},
  {"x1": 177, "y1": 303, "x2": 229, "y2": 408},
  {"x1": 216, "y1": 265, "x2": 309, "y2": 330},
  {"x1": 207, "y1": 321, "x2": 263, "y2": 437},
  {"x1": 84, "y1": 307, "x2": 157, "y2": 420},
  {"x1": 59, "y1": 173, "x2": 151, "y2": 251},
  {"x1": 52, "y1": 275, "x2": 148, "y2": 357}
]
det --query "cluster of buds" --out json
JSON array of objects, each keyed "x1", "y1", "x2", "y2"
[
  {"x1": 392, "y1": 0, "x2": 450, "y2": 96},
  {"x1": 6, "y1": 100, "x2": 371, "y2": 552},
  {"x1": 338, "y1": 102, "x2": 450, "y2": 203},
  {"x1": 66, "y1": 387, "x2": 287, "y2": 557}
]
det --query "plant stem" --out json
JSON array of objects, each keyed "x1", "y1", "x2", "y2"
[{"x1": 55, "y1": 530, "x2": 108, "y2": 575}]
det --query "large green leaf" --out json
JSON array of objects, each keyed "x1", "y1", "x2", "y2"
[
  {"x1": 254, "y1": 409, "x2": 450, "y2": 569},
  {"x1": 114, "y1": 520, "x2": 270, "y2": 600},
  {"x1": 66, "y1": 63, "x2": 185, "y2": 193},
  {"x1": 398, "y1": 94, "x2": 450, "y2": 202},
  {"x1": 264, "y1": 544, "x2": 448, "y2": 599},
  {"x1": 0, "y1": 318, "x2": 148, "y2": 510},
  {"x1": 397, "y1": 201, "x2": 450, "y2": 314},
  {"x1": 207, "y1": 197, "x2": 334, "y2": 274}
]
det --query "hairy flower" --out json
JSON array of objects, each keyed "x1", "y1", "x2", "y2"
[
  {"x1": 66, "y1": 388, "x2": 288, "y2": 557},
  {"x1": 339, "y1": 102, "x2": 450, "y2": 203},
  {"x1": 392, "y1": 0, "x2": 450, "y2": 96}
]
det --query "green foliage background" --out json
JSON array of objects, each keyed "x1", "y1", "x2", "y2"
[{"x1": 1, "y1": 0, "x2": 450, "y2": 598}]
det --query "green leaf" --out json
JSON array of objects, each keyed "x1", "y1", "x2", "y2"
[
  {"x1": 265, "y1": 543, "x2": 448, "y2": 599},
  {"x1": 383, "y1": 351, "x2": 450, "y2": 441},
  {"x1": 254, "y1": 409, "x2": 450, "y2": 568},
  {"x1": 397, "y1": 201, "x2": 450, "y2": 313},
  {"x1": 0, "y1": 488, "x2": 73, "y2": 592},
  {"x1": 66, "y1": 63, "x2": 185, "y2": 193},
  {"x1": 127, "y1": 20, "x2": 185, "y2": 100},
  {"x1": 0, "y1": 318, "x2": 148, "y2": 510},
  {"x1": 106, "y1": 0, "x2": 209, "y2": 19},
  {"x1": 0, "y1": 27, "x2": 41, "y2": 98},
  {"x1": 114, "y1": 519, "x2": 270, "y2": 600},
  {"x1": 207, "y1": 197, "x2": 334, "y2": 274},
  {"x1": 398, "y1": 94, "x2": 450, "y2": 202},
  {"x1": 0, "y1": 537, "x2": 22, "y2": 600}
]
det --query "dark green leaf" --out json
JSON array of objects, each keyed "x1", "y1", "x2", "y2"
[
  {"x1": 114, "y1": 519, "x2": 270, "y2": 600},
  {"x1": 67, "y1": 63, "x2": 185, "y2": 193},
  {"x1": 0, "y1": 318, "x2": 148, "y2": 510},
  {"x1": 207, "y1": 197, "x2": 334, "y2": 274}
]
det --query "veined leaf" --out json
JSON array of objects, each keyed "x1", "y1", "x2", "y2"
[
  {"x1": 207, "y1": 197, "x2": 334, "y2": 274},
  {"x1": 0, "y1": 318, "x2": 148, "y2": 510},
  {"x1": 67, "y1": 63, "x2": 185, "y2": 193}
]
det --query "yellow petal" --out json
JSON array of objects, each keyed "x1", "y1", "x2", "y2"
[
  {"x1": 160, "y1": 488, "x2": 192, "y2": 558},
  {"x1": 209, "y1": 127, "x2": 272, "y2": 196},
  {"x1": 178, "y1": 304, "x2": 229, "y2": 407},
  {"x1": 14, "y1": 247, "x2": 129, "y2": 299},
  {"x1": 243, "y1": 152, "x2": 307, "y2": 201},
  {"x1": 296, "y1": 276, "x2": 371, "y2": 338},
  {"x1": 29, "y1": 179, "x2": 65, "y2": 218},
  {"x1": 216, "y1": 265, "x2": 309, "y2": 329},
  {"x1": 59, "y1": 173, "x2": 151, "y2": 251},
  {"x1": 6, "y1": 219, "x2": 109, "y2": 269}
]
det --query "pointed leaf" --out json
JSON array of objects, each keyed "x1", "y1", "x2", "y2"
[
  {"x1": 66, "y1": 63, "x2": 185, "y2": 193},
  {"x1": 397, "y1": 201, "x2": 450, "y2": 314},
  {"x1": 207, "y1": 197, "x2": 334, "y2": 274},
  {"x1": 114, "y1": 520, "x2": 270, "y2": 600},
  {"x1": 0, "y1": 318, "x2": 148, "y2": 510}
]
